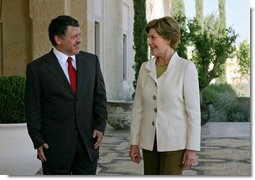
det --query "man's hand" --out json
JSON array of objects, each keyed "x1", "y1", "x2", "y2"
[
  {"x1": 37, "y1": 143, "x2": 49, "y2": 162},
  {"x1": 93, "y1": 130, "x2": 104, "y2": 149}
]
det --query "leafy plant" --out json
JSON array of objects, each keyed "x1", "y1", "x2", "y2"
[
  {"x1": 187, "y1": 17, "x2": 238, "y2": 90},
  {"x1": 201, "y1": 83, "x2": 250, "y2": 122},
  {"x1": 236, "y1": 40, "x2": 250, "y2": 75},
  {"x1": 226, "y1": 97, "x2": 250, "y2": 122},
  {"x1": 132, "y1": 0, "x2": 148, "y2": 92},
  {"x1": 0, "y1": 76, "x2": 26, "y2": 123},
  {"x1": 173, "y1": 13, "x2": 188, "y2": 59}
]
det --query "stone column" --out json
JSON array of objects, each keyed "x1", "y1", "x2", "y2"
[
  {"x1": 0, "y1": 0, "x2": 31, "y2": 76},
  {"x1": 69, "y1": 0, "x2": 88, "y2": 51},
  {"x1": 29, "y1": 0, "x2": 88, "y2": 60},
  {"x1": 29, "y1": 0, "x2": 66, "y2": 59}
]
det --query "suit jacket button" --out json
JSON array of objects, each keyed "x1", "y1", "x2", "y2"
[
  {"x1": 152, "y1": 121, "x2": 155, "y2": 126},
  {"x1": 153, "y1": 95, "x2": 156, "y2": 100},
  {"x1": 154, "y1": 108, "x2": 157, "y2": 113}
]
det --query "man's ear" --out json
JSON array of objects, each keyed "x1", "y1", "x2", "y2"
[{"x1": 54, "y1": 35, "x2": 62, "y2": 45}]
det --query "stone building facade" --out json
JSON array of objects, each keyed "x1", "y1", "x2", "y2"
[
  {"x1": 2, "y1": 0, "x2": 247, "y2": 100},
  {"x1": 0, "y1": 0, "x2": 136, "y2": 100},
  {"x1": 0, "y1": 0, "x2": 173, "y2": 100}
]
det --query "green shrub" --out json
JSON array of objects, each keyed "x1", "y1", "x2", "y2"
[
  {"x1": 0, "y1": 76, "x2": 26, "y2": 123},
  {"x1": 209, "y1": 107, "x2": 228, "y2": 122},
  {"x1": 201, "y1": 83, "x2": 250, "y2": 122},
  {"x1": 202, "y1": 83, "x2": 236, "y2": 101},
  {"x1": 201, "y1": 87, "x2": 220, "y2": 105},
  {"x1": 226, "y1": 97, "x2": 250, "y2": 122}
]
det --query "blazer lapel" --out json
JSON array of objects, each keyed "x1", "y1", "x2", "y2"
[
  {"x1": 146, "y1": 57, "x2": 158, "y2": 82},
  {"x1": 46, "y1": 50, "x2": 74, "y2": 95},
  {"x1": 146, "y1": 52, "x2": 179, "y2": 81}
]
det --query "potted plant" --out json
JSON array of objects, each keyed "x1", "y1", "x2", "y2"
[{"x1": 107, "y1": 100, "x2": 133, "y2": 130}]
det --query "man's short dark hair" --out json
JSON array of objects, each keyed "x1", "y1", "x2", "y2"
[{"x1": 48, "y1": 15, "x2": 79, "y2": 46}]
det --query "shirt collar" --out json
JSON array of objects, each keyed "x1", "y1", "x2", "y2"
[{"x1": 53, "y1": 48, "x2": 76, "y2": 65}]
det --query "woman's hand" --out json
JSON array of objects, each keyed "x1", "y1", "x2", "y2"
[
  {"x1": 129, "y1": 145, "x2": 141, "y2": 164},
  {"x1": 182, "y1": 149, "x2": 197, "y2": 169}
]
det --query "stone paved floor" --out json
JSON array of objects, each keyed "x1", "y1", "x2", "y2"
[
  {"x1": 96, "y1": 122, "x2": 251, "y2": 176},
  {"x1": 35, "y1": 122, "x2": 251, "y2": 176}
]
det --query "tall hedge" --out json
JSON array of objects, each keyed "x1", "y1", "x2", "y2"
[
  {"x1": 132, "y1": 0, "x2": 148, "y2": 92},
  {"x1": 0, "y1": 76, "x2": 26, "y2": 123},
  {"x1": 171, "y1": 0, "x2": 188, "y2": 60}
]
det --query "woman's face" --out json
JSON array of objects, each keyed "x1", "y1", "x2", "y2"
[{"x1": 147, "y1": 28, "x2": 170, "y2": 58}]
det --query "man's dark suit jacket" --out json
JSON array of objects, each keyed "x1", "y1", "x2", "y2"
[{"x1": 25, "y1": 49, "x2": 107, "y2": 164}]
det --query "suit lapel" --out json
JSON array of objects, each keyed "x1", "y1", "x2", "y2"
[
  {"x1": 46, "y1": 50, "x2": 74, "y2": 95},
  {"x1": 75, "y1": 53, "x2": 87, "y2": 97}
]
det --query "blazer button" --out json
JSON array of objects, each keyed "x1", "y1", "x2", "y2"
[
  {"x1": 153, "y1": 95, "x2": 156, "y2": 100},
  {"x1": 152, "y1": 121, "x2": 155, "y2": 126},
  {"x1": 155, "y1": 82, "x2": 157, "y2": 87},
  {"x1": 154, "y1": 108, "x2": 157, "y2": 113}
]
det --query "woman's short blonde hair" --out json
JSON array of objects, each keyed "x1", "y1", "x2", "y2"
[{"x1": 146, "y1": 16, "x2": 180, "y2": 49}]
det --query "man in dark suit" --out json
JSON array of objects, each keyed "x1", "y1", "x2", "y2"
[{"x1": 25, "y1": 15, "x2": 107, "y2": 175}]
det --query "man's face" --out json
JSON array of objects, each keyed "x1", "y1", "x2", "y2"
[{"x1": 55, "y1": 26, "x2": 81, "y2": 56}]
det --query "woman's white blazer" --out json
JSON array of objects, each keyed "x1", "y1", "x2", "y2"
[{"x1": 129, "y1": 52, "x2": 201, "y2": 151}]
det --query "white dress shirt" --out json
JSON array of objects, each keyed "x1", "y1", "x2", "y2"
[{"x1": 53, "y1": 48, "x2": 76, "y2": 83}]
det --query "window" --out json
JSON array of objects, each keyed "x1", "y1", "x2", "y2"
[
  {"x1": 123, "y1": 34, "x2": 127, "y2": 81},
  {"x1": 95, "y1": 21, "x2": 100, "y2": 58}
]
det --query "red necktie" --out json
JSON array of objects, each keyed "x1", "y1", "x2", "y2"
[{"x1": 67, "y1": 57, "x2": 77, "y2": 93}]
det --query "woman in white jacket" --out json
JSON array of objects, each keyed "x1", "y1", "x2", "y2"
[{"x1": 129, "y1": 16, "x2": 201, "y2": 175}]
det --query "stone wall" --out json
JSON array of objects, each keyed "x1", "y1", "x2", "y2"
[
  {"x1": 104, "y1": 0, "x2": 134, "y2": 100},
  {"x1": 29, "y1": 0, "x2": 87, "y2": 59},
  {"x1": 0, "y1": 0, "x2": 31, "y2": 76},
  {"x1": 0, "y1": 0, "x2": 135, "y2": 100}
]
